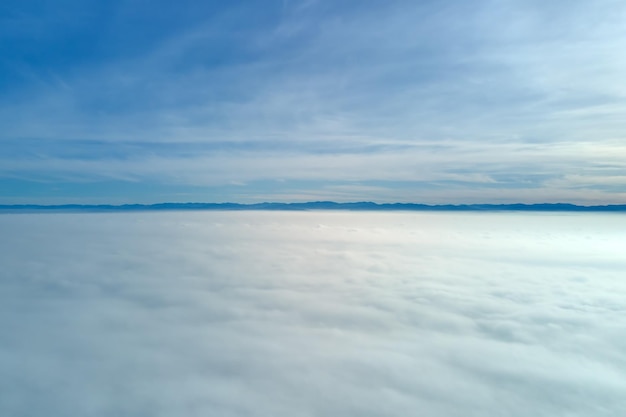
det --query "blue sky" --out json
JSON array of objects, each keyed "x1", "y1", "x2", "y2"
[{"x1": 1, "y1": 0, "x2": 625, "y2": 204}]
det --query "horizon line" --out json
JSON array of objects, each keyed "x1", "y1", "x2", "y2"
[{"x1": 1, "y1": 201, "x2": 626, "y2": 212}]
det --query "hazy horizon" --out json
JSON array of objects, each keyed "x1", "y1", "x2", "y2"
[{"x1": 3, "y1": 200, "x2": 626, "y2": 208}]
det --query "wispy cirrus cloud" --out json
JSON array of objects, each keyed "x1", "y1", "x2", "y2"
[{"x1": 1, "y1": 0, "x2": 625, "y2": 202}]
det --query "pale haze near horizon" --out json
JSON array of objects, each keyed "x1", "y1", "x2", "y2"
[{"x1": 1, "y1": 211, "x2": 625, "y2": 416}]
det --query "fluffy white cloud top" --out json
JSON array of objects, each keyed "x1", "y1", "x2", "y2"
[{"x1": 1, "y1": 211, "x2": 625, "y2": 416}]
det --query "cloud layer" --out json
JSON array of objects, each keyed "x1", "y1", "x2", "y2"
[{"x1": 1, "y1": 211, "x2": 625, "y2": 416}]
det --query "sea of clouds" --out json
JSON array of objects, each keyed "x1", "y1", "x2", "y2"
[{"x1": 1, "y1": 211, "x2": 625, "y2": 416}]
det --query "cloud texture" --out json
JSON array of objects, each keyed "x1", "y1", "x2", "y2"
[
  {"x1": 1, "y1": 211, "x2": 625, "y2": 416},
  {"x1": 1, "y1": 0, "x2": 626, "y2": 203}
]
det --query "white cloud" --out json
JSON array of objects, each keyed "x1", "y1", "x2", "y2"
[
  {"x1": 2, "y1": 139, "x2": 625, "y2": 203},
  {"x1": 1, "y1": 211, "x2": 625, "y2": 416}
]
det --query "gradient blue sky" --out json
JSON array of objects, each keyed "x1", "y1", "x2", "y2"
[{"x1": 1, "y1": 0, "x2": 625, "y2": 204}]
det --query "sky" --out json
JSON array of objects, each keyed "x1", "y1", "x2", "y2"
[
  {"x1": 1, "y1": 0, "x2": 626, "y2": 204},
  {"x1": 1, "y1": 211, "x2": 625, "y2": 416}
]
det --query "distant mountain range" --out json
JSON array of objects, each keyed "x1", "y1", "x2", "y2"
[{"x1": 1, "y1": 202, "x2": 626, "y2": 212}]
